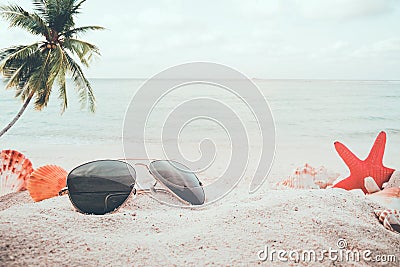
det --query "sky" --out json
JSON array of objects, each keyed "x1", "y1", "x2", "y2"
[{"x1": 0, "y1": 0, "x2": 400, "y2": 80}]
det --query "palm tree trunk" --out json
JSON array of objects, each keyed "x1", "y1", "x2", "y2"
[{"x1": 0, "y1": 92, "x2": 34, "y2": 138}]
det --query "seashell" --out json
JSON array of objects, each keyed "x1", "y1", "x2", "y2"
[
  {"x1": 0, "y1": 150, "x2": 33, "y2": 196},
  {"x1": 385, "y1": 170, "x2": 400, "y2": 189},
  {"x1": 374, "y1": 209, "x2": 400, "y2": 233},
  {"x1": 368, "y1": 187, "x2": 400, "y2": 210},
  {"x1": 276, "y1": 163, "x2": 339, "y2": 189},
  {"x1": 27, "y1": 165, "x2": 67, "y2": 202},
  {"x1": 364, "y1": 177, "x2": 381, "y2": 194}
]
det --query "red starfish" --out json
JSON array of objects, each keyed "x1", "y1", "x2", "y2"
[{"x1": 332, "y1": 131, "x2": 395, "y2": 194}]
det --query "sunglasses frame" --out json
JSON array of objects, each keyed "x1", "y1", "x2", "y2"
[{"x1": 59, "y1": 159, "x2": 205, "y2": 215}]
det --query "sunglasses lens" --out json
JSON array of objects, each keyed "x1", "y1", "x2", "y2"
[
  {"x1": 149, "y1": 160, "x2": 205, "y2": 205},
  {"x1": 67, "y1": 160, "x2": 136, "y2": 215}
]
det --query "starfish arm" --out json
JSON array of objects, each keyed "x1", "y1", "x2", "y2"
[
  {"x1": 334, "y1": 141, "x2": 362, "y2": 170},
  {"x1": 370, "y1": 167, "x2": 395, "y2": 188},
  {"x1": 332, "y1": 175, "x2": 364, "y2": 191},
  {"x1": 366, "y1": 131, "x2": 387, "y2": 164}
]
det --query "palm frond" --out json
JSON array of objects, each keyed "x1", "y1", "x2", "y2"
[
  {"x1": 7, "y1": 50, "x2": 44, "y2": 100},
  {"x1": 0, "y1": 43, "x2": 40, "y2": 68},
  {"x1": 44, "y1": 45, "x2": 65, "y2": 106},
  {"x1": 29, "y1": 50, "x2": 52, "y2": 109},
  {"x1": 14, "y1": 58, "x2": 40, "y2": 99},
  {"x1": 63, "y1": 38, "x2": 100, "y2": 67},
  {"x1": 37, "y1": 45, "x2": 69, "y2": 112},
  {"x1": 61, "y1": 25, "x2": 105, "y2": 38},
  {"x1": 0, "y1": 4, "x2": 50, "y2": 38},
  {"x1": 32, "y1": 0, "x2": 46, "y2": 16},
  {"x1": 0, "y1": 44, "x2": 42, "y2": 99},
  {"x1": 33, "y1": 46, "x2": 67, "y2": 110},
  {"x1": 5, "y1": 62, "x2": 32, "y2": 92},
  {"x1": 0, "y1": 46, "x2": 25, "y2": 65},
  {"x1": 72, "y1": 0, "x2": 87, "y2": 14},
  {"x1": 57, "y1": 62, "x2": 68, "y2": 113},
  {"x1": 62, "y1": 49, "x2": 95, "y2": 112}
]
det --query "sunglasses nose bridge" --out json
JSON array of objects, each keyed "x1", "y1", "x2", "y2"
[{"x1": 134, "y1": 162, "x2": 150, "y2": 171}]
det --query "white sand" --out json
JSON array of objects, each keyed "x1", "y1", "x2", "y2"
[{"x1": 1, "y1": 144, "x2": 399, "y2": 266}]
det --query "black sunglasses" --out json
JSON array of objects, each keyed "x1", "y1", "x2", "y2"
[{"x1": 59, "y1": 159, "x2": 205, "y2": 215}]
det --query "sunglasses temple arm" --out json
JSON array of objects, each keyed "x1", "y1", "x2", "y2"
[
  {"x1": 58, "y1": 187, "x2": 69, "y2": 196},
  {"x1": 136, "y1": 188, "x2": 170, "y2": 195},
  {"x1": 117, "y1": 158, "x2": 159, "y2": 162}
]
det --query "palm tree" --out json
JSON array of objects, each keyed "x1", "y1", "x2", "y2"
[{"x1": 0, "y1": 0, "x2": 103, "y2": 137}]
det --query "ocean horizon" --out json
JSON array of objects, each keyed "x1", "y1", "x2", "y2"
[{"x1": 1, "y1": 79, "x2": 399, "y2": 173}]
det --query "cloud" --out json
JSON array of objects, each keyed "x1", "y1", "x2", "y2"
[
  {"x1": 231, "y1": 0, "x2": 281, "y2": 19},
  {"x1": 352, "y1": 38, "x2": 400, "y2": 59},
  {"x1": 292, "y1": 0, "x2": 398, "y2": 20}
]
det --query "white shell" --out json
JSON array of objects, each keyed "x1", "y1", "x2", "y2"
[
  {"x1": 0, "y1": 150, "x2": 34, "y2": 197},
  {"x1": 276, "y1": 164, "x2": 339, "y2": 189},
  {"x1": 368, "y1": 187, "x2": 400, "y2": 210},
  {"x1": 375, "y1": 210, "x2": 400, "y2": 233},
  {"x1": 385, "y1": 171, "x2": 400, "y2": 189},
  {"x1": 364, "y1": 177, "x2": 381, "y2": 194}
]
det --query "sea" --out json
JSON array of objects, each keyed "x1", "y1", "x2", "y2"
[{"x1": 1, "y1": 79, "x2": 400, "y2": 175}]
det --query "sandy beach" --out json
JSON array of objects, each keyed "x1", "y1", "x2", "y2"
[
  {"x1": 1, "y1": 184, "x2": 399, "y2": 266},
  {"x1": 0, "y1": 144, "x2": 399, "y2": 266}
]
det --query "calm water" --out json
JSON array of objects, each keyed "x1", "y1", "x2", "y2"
[{"x1": 1, "y1": 79, "x2": 400, "y2": 168}]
